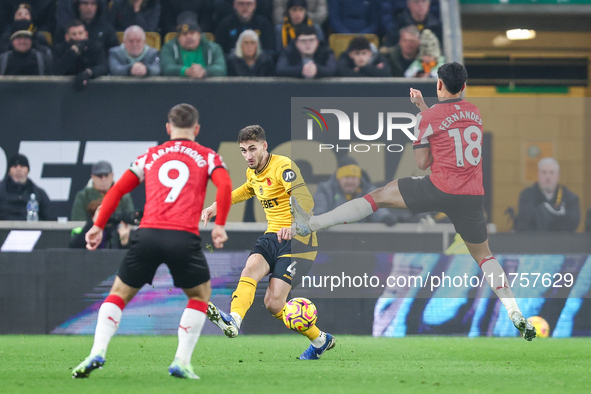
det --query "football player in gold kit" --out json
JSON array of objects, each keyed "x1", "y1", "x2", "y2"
[{"x1": 201, "y1": 125, "x2": 335, "y2": 359}]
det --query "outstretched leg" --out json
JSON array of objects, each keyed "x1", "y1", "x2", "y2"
[
  {"x1": 465, "y1": 240, "x2": 536, "y2": 341},
  {"x1": 207, "y1": 253, "x2": 269, "y2": 337},
  {"x1": 169, "y1": 281, "x2": 211, "y2": 379},
  {"x1": 72, "y1": 276, "x2": 140, "y2": 378},
  {"x1": 292, "y1": 180, "x2": 407, "y2": 236},
  {"x1": 265, "y1": 278, "x2": 335, "y2": 360}
]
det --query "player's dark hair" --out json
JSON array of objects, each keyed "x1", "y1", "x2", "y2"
[
  {"x1": 437, "y1": 62, "x2": 468, "y2": 95},
  {"x1": 238, "y1": 125, "x2": 266, "y2": 143},
  {"x1": 168, "y1": 104, "x2": 199, "y2": 128}
]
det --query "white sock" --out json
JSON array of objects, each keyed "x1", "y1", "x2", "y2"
[
  {"x1": 480, "y1": 257, "x2": 521, "y2": 317},
  {"x1": 90, "y1": 301, "x2": 123, "y2": 356},
  {"x1": 174, "y1": 308, "x2": 206, "y2": 365},
  {"x1": 230, "y1": 312, "x2": 243, "y2": 329},
  {"x1": 310, "y1": 197, "x2": 375, "y2": 231},
  {"x1": 311, "y1": 331, "x2": 327, "y2": 348}
]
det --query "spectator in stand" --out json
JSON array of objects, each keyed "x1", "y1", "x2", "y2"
[
  {"x1": 215, "y1": 0, "x2": 275, "y2": 54},
  {"x1": 514, "y1": 157, "x2": 580, "y2": 232},
  {"x1": 327, "y1": 0, "x2": 380, "y2": 35},
  {"x1": 275, "y1": 0, "x2": 324, "y2": 54},
  {"x1": 109, "y1": 25, "x2": 160, "y2": 76},
  {"x1": 226, "y1": 29, "x2": 274, "y2": 76},
  {"x1": 71, "y1": 161, "x2": 135, "y2": 221},
  {"x1": 54, "y1": 0, "x2": 119, "y2": 53},
  {"x1": 382, "y1": 24, "x2": 419, "y2": 77},
  {"x1": 383, "y1": 0, "x2": 442, "y2": 47},
  {"x1": 276, "y1": 24, "x2": 335, "y2": 78},
  {"x1": 0, "y1": 21, "x2": 52, "y2": 75},
  {"x1": 213, "y1": 0, "x2": 273, "y2": 29},
  {"x1": 0, "y1": 4, "x2": 51, "y2": 52},
  {"x1": 161, "y1": 12, "x2": 226, "y2": 78},
  {"x1": 0, "y1": 1, "x2": 56, "y2": 35},
  {"x1": 404, "y1": 28, "x2": 442, "y2": 78},
  {"x1": 109, "y1": 0, "x2": 161, "y2": 32},
  {"x1": 52, "y1": 20, "x2": 108, "y2": 90},
  {"x1": 56, "y1": 0, "x2": 107, "y2": 30},
  {"x1": 314, "y1": 156, "x2": 398, "y2": 226},
  {"x1": 69, "y1": 198, "x2": 132, "y2": 249},
  {"x1": 160, "y1": 0, "x2": 213, "y2": 34},
  {"x1": 273, "y1": 0, "x2": 327, "y2": 26},
  {"x1": 0, "y1": 154, "x2": 54, "y2": 221},
  {"x1": 336, "y1": 35, "x2": 390, "y2": 77}
]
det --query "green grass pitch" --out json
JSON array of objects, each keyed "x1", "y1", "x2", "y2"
[{"x1": 1, "y1": 335, "x2": 589, "y2": 394}]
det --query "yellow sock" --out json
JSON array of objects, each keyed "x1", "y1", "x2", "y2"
[
  {"x1": 300, "y1": 325, "x2": 320, "y2": 341},
  {"x1": 273, "y1": 310, "x2": 283, "y2": 321},
  {"x1": 230, "y1": 277, "x2": 257, "y2": 319}
]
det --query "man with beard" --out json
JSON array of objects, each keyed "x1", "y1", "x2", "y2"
[
  {"x1": 0, "y1": 20, "x2": 52, "y2": 75},
  {"x1": 52, "y1": 19, "x2": 108, "y2": 90}
]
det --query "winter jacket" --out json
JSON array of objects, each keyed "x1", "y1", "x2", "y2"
[
  {"x1": 226, "y1": 52, "x2": 274, "y2": 76},
  {"x1": 384, "y1": 44, "x2": 416, "y2": 77},
  {"x1": 160, "y1": 36, "x2": 226, "y2": 76},
  {"x1": 70, "y1": 180, "x2": 135, "y2": 221},
  {"x1": 327, "y1": 0, "x2": 380, "y2": 34},
  {"x1": 109, "y1": 0, "x2": 161, "y2": 32},
  {"x1": 0, "y1": 48, "x2": 52, "y2": 75},
  {"x1": 52, "y1": 39, "x2": 108, "y2": 77},
  {"x1": 514, "y1": 183, "x2": 580, "y2": 232},
  {"x1": 0, "y1": 176, "x2": 55, "y2": 221},
  {"x1": 336, "y1": 49, "x2": 391, "y2": 77},
  {"x1": 214, "y1": 12, "x2": 275, "y2": 54},
  {"x1": 54, "y1": 0, "x2": 119, "y2": 52},
  {"x1": 109, "y1": 44, "x2": 160, "y2": 76},
  {"x1": 275, "y1": 41, "x2": 335, "y2": 78}
]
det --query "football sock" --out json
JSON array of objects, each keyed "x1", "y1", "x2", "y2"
[
  {"x1": 230, "y1": 277, "x2": 257, "y2": 320},
  {"x1": 480, "y1": 256, "x2": 520, "y2": 316},
  {"x1": 230, "y1": 312, "x2": 243, "y2": 329},
  {"x1": 174, "y1": 299, "x2": 207, "y2": 366},
  {"x1": 309, "y1": 195, "x2": 377, "y2": 231},
  {"x1": 273, "y1": 310, "x2": 283, "y2": 321},
  {"x1": 301, "y1": 325, "x2": 322, "y2": 342},
  {"x1": 90, "y1": 294, "x2": 125, "y2": 356},
  {"x1": 310, "y1": 329, "x2": 327, "y2": 348}
]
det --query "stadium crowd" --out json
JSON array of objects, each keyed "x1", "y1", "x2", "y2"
[{"x1": 0, "y1": 0, "x2": 445, "y2": 80}]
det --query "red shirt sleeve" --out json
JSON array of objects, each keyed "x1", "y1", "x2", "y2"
[
  {"x1": 210, "y1": 167, "x2": 232, "y2": 226},
  {"x1": 94, "y1": 170, "x2": 140, "y2": 229}
]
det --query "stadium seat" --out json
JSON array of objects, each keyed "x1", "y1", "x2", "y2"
[
  {"x1": 328, "y1": 34, "x2": 380, "y2": 59},
  {"x1": 164, "y1": 32, "x2": 215, "y2": 44},
  {"x1": 116, "y1": 31, "x2": 161, "y2": 50},
  {"x1": 40, "y1": 31, "x2": 52, "y2": 46}
]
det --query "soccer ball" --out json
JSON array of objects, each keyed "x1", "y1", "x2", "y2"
[
  {"x1": 282, "y1": 298, "x2": 318, "y2": 332},
  {"x1": 527, "y1": 316, "x2": 550, "y2": 338}
]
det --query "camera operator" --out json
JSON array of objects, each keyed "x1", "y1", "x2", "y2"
[
  {"x1": 69, "y1": 199, "x2": 141, "y2": 249},
  {"x1": 52, "y1": 19, "x2": 108, "y2": 90},
  {"x1": 71, "y1": 160, "x2": 135, "y2": 221}
]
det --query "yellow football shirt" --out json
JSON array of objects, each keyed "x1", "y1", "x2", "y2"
[{"x1": 231, "y1": 154, "x2": 317, "y2": 247}]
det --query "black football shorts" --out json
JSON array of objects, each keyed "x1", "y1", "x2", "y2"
[
  {"x1": 118, "y1": 228, "x2": 210, "y2": 289},
  {"x1": 398, "y1": 175, "x2": 488, "y2": 244},
  {"x1": 251, "y1": 233, "x2": 317, "y2": 287}
]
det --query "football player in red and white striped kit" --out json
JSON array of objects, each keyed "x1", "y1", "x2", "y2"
[
  {"x1": 72, "y1": 104, "x2": 232, "y2": 379},
  {"x1": 292, "y1": 62, "x2": 536, "y2": 341}
]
